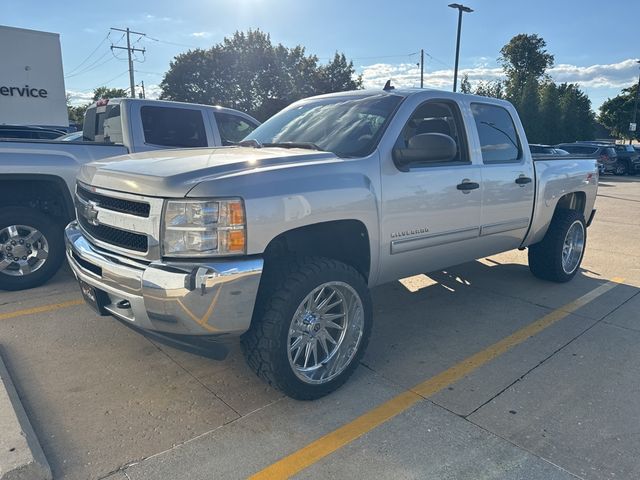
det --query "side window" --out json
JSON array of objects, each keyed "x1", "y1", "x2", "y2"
[
  {"x1": 394, "y1": 100, "x2": 469, "y2": 166},
  {"x1": 141, "y1": 106, "x2": 207, "y2": 148},
  {"x1": 471, "y1": 103, "x2": 521, "y2": 164},
  {"x1": 215, "y1": 112, "x2": 258, "y2": 146}
]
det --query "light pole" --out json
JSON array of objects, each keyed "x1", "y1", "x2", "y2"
[
  {"x1": 448, "y1": 3, "x2": 473, "y2": 92},
  {"x1": 630, "y1": 60, "x2": 640, "y2": 145}
]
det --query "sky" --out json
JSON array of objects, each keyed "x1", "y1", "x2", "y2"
[{"x1": 4, "y1": 0, "x2": 639, "y2": 111}]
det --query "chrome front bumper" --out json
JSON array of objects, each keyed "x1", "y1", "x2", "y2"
[{"x1": 65, "y1": 221, "x2": 263, "y2": 338}]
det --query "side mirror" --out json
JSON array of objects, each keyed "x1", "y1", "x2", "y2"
[{"x1": 393, "y1": 133, "x2": 457, "y2": 171}]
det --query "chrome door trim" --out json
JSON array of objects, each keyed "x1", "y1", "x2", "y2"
[
  {"x1": 390, "y1": 226, "x2": 480, "y2": 255},
  {"x1": 479, "y1": 217, "x2": 530, "y2": 237}
]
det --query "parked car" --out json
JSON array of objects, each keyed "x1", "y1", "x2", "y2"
[
  {"x1": 555, "y1": 142, "x2": 617, "y2": 174},
  {"x1": 612, "y1": 144, "x2": 640, "y2": 175},
  {"x1": 0, "y1": 98, "x2": 260, "y2": 291},
  {"x1": 57, "y1": 131, "x2": 84, "y2": 142},
  {"x1": 529, "y1": 144, "x2": 570, "y2": 156},
  {"x1": 0, "y1": 125, "x2": 66, "y2": 140},
  {"x1": 66, "y1": 88, "x2": 599, "y2": 399}
]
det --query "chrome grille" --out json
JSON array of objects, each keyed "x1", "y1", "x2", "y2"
[
  {"x1": 78, "y1": 215, "x2": 148, "y2": 252},
  {"x1": 75, "y1": 182, "x2": 163, "y2": 260},
  {"x1": 77, "y1": 184, "x2": 150, "y2": 217}
]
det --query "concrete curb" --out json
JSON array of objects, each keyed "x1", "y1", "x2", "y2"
[{"x1": 0, "y1": 348, "x2": 52, "y2": 480}]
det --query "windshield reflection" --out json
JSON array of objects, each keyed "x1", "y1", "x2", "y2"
[{"x1": 244, "y1": 94, "x2": 403, "y2": 157}]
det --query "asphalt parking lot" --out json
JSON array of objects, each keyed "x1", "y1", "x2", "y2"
[{"x1": 0, "y1": 175, "x2": 638, "y2": 480}]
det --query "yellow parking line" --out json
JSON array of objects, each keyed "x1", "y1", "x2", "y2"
[
  {"x1": 0, "y1": 298, "x2": 84, "y2": 321},
  {"x1": 249, "y1": 277, "x2": 624, "y2": 480}
]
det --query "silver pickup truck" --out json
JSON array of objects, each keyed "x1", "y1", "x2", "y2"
[
  {"x1": 0, "y1": 98, "x2": 258, "y2": 291},
  {"x1": 65, "y1": 88, "x2": 598, "y2": 399}
]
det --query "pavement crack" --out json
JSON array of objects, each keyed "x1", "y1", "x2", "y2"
[
  {"x1": 144, "y1": 338, "x2": 243, "y2": 417},
  {"x1": 463, "y1": 289, "x2": 640, "y2": 419}
]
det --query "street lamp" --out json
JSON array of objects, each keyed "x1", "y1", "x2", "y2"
[
  {"x1": 448, "y1": 3, "x2": 473, "y2": 92},
  {"x1": 630, "y1": 60, "x2": 640, "y2": 145}
]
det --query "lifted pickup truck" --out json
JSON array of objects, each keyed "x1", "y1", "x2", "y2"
[
  {"x1": 65, "y1": 88, "x2": 598, "y2": 399},
  {"x1": 0, "y1": 98, "x2": 258, "y2": 290}
]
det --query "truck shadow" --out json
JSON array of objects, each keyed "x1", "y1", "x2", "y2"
[{"x1": 365, "y1": 259, "x2": 638, "y2": 387}]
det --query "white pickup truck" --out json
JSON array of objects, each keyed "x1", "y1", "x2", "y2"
[
  {"x1": 0, "y1": 98, "x2": 259, "y2": 290},
  {"x1": 65, "y1": 88, "x2": 598, "y2": 399}
]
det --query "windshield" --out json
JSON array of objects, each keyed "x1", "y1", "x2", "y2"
[{"x1": 243, "y1": 94, "x2": 403, "y2": 157}]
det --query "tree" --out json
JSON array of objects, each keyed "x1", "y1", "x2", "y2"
[
  {"x1": 474, "y1": 79, "x2": 504, "y2": 99},
  {"x1": 499, "y1": 34, "x2": 554, "y2": 102},
  {"x1": 518, "y1": 76, "x2": 541, "y2": 142},
  {"x1": 559, "y1": 83, "x2": 595, "y2": 142},
  {"x1": 460, "y1": 74, "x2": 472, "y2": 94},
  {"x1": 598, "y1": 83, "x2": 639, "y2": 141},
  {"x1": 92, "y1": 86, "x2": 128, "y2": 101},
  {"x1": 160, "y1": 30, "x2": 362, "y2": 121},
  {"x1": 538, "y1": 82, "x2": 561, "y2": 144}
]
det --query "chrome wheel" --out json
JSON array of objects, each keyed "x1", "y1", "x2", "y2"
[
  {"x1": 287, "y1": 281, "x2": 364, "y2": 385},
  {"x1": 0, "y1": 225, "x2": 49, "y2": 277},
  {"x1": 561, "y1": 220, "x2": 584, "y2": 275}
]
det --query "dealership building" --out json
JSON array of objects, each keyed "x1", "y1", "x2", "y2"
[{"x1": 0, "y1": 25, "x2": 68, "y2": 128}]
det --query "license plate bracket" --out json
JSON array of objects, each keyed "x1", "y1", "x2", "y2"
[{"x1": 79, "y1": 280, "x2": 110, "y2": 315}]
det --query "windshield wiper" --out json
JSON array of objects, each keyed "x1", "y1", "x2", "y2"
[{"x1": 262, "y1": 142, "x2": 322, "y2": 151}]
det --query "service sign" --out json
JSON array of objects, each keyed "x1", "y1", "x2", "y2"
[
  {"x1": 630, "y1": 122, "x2": 637, "y2": 132},
  {"x1": 0, "y1": 26, "x2": 68, "y2": 127}
]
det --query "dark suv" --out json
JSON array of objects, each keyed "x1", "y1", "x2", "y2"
[
  {"x1": 0, "y1": 125, "x2": 66, "y2": 140},
  {"x1": 613, "y1": 144, "x2": 640, "y2": 175},
  {"x1": 555, "y1": 143, "x2": 618, "y2": 174}
]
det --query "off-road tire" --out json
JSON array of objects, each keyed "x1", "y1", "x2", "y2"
[
  {"x1": 528, "y1": 209, "x2": 586, "y2": 283},
  {"x1": 241, "y1": 257, "x2": 372, "y2": 400},
  {"x1": 0, "y1": 208, "x2": 65, "y2": 291}
]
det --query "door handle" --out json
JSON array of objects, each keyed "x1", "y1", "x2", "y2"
[
  {"x1": 456, "y1": 180, "x2": 480, "y2": 191},
  {"x1": 515, "y1": 176, "x2": 532, "y2": 185}
]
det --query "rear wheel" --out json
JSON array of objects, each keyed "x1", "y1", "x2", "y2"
[
  {"x1": 242, "y1": 257, "x2": 372, "y2": 400},
  {"x1": 0, "y1": 208, "x2": 65, "y2": 291},
  {"x1": 614, "y1": 162, "x2": 627, "y2": 175},
  {"x1": 528, "y1": 209, "x2": 586, "y2": 283}
]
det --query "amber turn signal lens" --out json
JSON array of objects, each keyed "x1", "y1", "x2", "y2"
[
  {"x1": 227, "y1": 230, "x2": 246, "y2": 252},
  {"x1": 228, "y1": 201, "x2": 245, "y2": 226}
]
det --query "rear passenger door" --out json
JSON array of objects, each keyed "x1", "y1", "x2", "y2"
[{"x1": 470, "y1": 102, "x2": 535, "y2": 254}]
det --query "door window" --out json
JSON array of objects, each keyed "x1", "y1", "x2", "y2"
[
  {"x1": 471, "y1": 103, "x2": 522, "y2": 164},
  {"x1": 394, "y1": 100, "x2": 469, "y2": 166},
  {"x1": 215, "y1": 112, "x2": 258, "y2": 146},
  {"x1": 141, "y1": 106, "x2": 207, "y2": 148}
]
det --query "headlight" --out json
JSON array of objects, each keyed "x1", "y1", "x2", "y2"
[{"x1": 163, "y1": 199, "x2": 246, "y2": 256}]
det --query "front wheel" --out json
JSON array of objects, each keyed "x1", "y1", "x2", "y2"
[
  {"x1": 0, "y1": 208, "x2": 65, "y2": 291},
  {"x1": 614, "y1": 162, "x2": 627, "y2": 175},
  {"x1": 528, "y1": 209, "x2": 586, "y2": 283},
  {"x1": 241, "y1": 257, "x2": 372, "y2": 400}
]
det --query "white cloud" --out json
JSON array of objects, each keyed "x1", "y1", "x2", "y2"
[
  {"x1": 66, "y1": 90, "x2": 94, "y2": 106},
  {"x1": 190, "y1": 32, "x2": 212, "y2": 38},
  {"x1": 361, "y1": 58, "x2": 639, "y2": 94}
]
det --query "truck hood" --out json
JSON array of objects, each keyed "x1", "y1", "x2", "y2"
[{"x1": 78, "y1": 147, "x2": 340, "y2": 197}]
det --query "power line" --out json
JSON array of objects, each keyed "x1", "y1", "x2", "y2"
[
  {"x1": 66, "y1": 33, "x2": 110, "y2": 75},
  {"x1": 145, "y1": 35, "x2": 200, "y2": 49},
  {"x1": 65, "y1": 54, "x2": 115, "y2": 78}
]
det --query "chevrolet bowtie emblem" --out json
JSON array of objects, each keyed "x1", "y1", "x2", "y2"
[{"x1": 84, "y1": 200, "x2": 100, "y2": 226}]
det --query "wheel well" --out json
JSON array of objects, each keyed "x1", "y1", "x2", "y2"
[
  {"x1": 555, "y1": 191, "x2": 586, "y2": 216},
  {"x1": 263, "y1": 220, "x2": 371, "y2": 281},
  {"x1": 0, "y1": 176, "x2": 74, "y2": 223}
]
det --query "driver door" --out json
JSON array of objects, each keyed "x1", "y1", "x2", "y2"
[{"x1": 377, "y1": 98, "x2": 483, "y2": 284}]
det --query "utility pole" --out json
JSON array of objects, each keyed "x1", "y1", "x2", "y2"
[
  {"x1": 138, "y1": 80, "x2": 146, "y2": 99},
  {"x1": 420, "y1": 49, "x2": 424, "y2": 88},
  {"x1": 110, "y1": 27, "x2": 146, "y2": 98},
  {"x1": 630, "y1": 60, "x2": 640, "y2": 145},
  {"x1": 448, "y1": 3, "x2": 473, "y2": 92}
]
